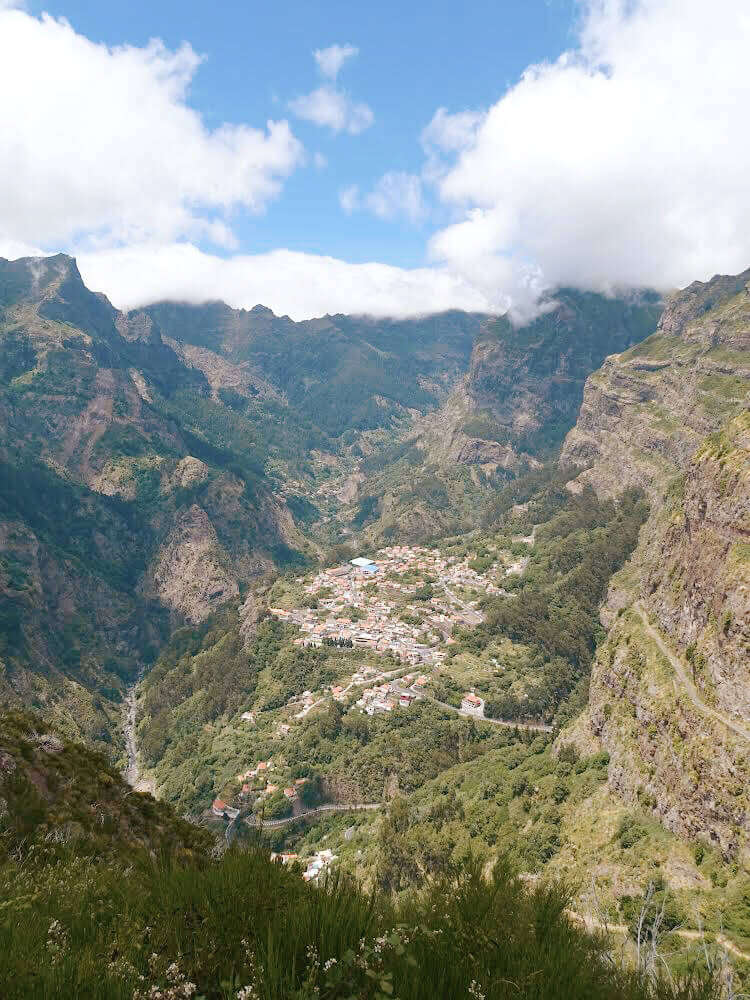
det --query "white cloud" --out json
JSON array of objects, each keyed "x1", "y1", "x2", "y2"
[
  {"x1": 290, "y1": 45, "x2": 373, "y2": 134},
  {"x1": 428, "y1": 0, "x2": 750, "y2": 315},
  {"x1": 421, "y1": 107, "x2": 486, "y2": 155},
  {"x1": 289, "y1": 85, "x2": 373, "y2": 134},
  {"x1": 339, "y1": 185, "x2": 360, "y2": 214},
  {"x1": 76, "y1": 243, "x2": 493, "y2": 320},
  {"x1": 365, "y1": 172, "x2": 425, "y2": 223},
  {"x1": 0, "y1": 7, "x2": 304, "y2": 249},
  {"x1": 5, "y1": 0, "x2": 750, "y2": 324},
  {"x1": 314, "y1": 43, "x2": 358, "y2": 81},
  {"x1": 313, "y1": 151, "x2": 328, "y2": 169}
]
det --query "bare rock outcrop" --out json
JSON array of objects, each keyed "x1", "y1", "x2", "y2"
[
  {"x1": 162, "y1": 456, "x2": 210, "y2": 494},
  {"x1": 147, "y1": 505, "x2": 238, "y2": 623}
]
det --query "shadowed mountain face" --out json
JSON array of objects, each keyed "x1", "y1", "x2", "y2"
[{"x1": 141, "y1": 301, "x2": 487, "y2": 438}]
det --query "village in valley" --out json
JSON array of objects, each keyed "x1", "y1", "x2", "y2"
[
  {"x1": 206, "y1": 540, "x2": 535, "y2": 854},
  {"x1": 268, "y1": 543, "x2": 518, "y2": 670}
]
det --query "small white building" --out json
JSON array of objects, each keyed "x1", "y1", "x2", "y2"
[{"x1": 461, "y1": 693, "x2": 485, "y2": 717}]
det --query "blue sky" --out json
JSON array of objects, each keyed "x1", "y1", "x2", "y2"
[
  {"x1": 2, "y1": 0, "x2": 749, "y2": 319},
  {"x1": 28, "y1": 0, "x2": 576, "y2": 268}
]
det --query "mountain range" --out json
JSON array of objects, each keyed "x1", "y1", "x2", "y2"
[{"x1": 0, "y1": 252, "x2": 748, "y2": 990}]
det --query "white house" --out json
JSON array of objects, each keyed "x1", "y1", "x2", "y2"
[{"x1": 461, "y1": 693, "x2": 485, "y2": 717}]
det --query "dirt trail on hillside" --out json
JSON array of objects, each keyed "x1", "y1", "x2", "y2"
[
  {"x1": 570, "y1": 912, "x2": 750, "y2": 962},
  {"x1": 634, "y1": 601, "x2": 750, "y2": 742}
]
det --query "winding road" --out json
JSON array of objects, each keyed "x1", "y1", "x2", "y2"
[
  {"x1": 417, "y1": 692, "x2": 553, "y2": 733},
  {"x1": 633, "y1": 602, "x2": 750, "y2": 743},
  {"x1": 224, "y1": 802, "x2": 382, "y2": 843},
  {"x1": 439, "y1": 577, "x2": 482, "y2": 621},
  {"x1": 246, "y1": 801, "x2": 381, "y2": 830}
]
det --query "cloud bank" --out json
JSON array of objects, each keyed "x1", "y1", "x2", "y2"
[
  {"x1": 0, "y1": 8, "x2": 303, "y2": 250},
  {"x1": 76, "y1": 243, "x2": 492, "y2": 319}
]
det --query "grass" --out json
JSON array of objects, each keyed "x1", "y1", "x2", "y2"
[
  {"x1": 620, "y1": 334, "x2": 686, "y2": 362},
  {"x1": 0, "y1": 848, "x2": 724, "y2": 1000}
]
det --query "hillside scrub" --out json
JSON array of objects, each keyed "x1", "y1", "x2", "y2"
[
  {"x1": 462, "y1": 485, "x2": 649, "y2": 726},
  {"x1": 0, "y1": 847, "x2": 722, "y2": 1000}
]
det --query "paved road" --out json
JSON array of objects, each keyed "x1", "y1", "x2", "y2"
[
  {"x1": 417, "y1": 692, "x2": 553, "y2": 733},
  {"x1": 243, "y1": 802, "x2": 381, "y2": 830},
  {"x1": 439, "y1": 578, "x2": 482, "y2": 622},
  {"x1": 633, "y1": 602, "x2": 750, "y2": 743}
]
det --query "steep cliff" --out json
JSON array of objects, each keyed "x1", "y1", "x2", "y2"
[
  {"x1": 561, "y1": 269, "x2": 750, "y2": 497},
  {"x1": 465, "y1": 289, "x2": 662, "y2": 463},
  {"x1": 642, "y1": 412, "x2": 750, "y2": 723},
  {"x1": 560, "y1": 269, "x2": 750, "y2": 858},
  {"x1": 347, "y1": 291, "x2": 663, "y2": 544}
]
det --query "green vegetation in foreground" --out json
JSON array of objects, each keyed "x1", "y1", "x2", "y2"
[
  {"x1": 0, "y1": 847, "x2": 724, "y2": 1000},
  {"x1": 0, "y1": 712, "x2": 738, "y2": 999},
  {"x1": 0, "y1": 712, "x2": 209, "y2": 863}
]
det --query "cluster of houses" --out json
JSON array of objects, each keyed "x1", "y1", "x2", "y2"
[
  {"x1": 269, "y1": 846, "x2": 339, "y2": 884},
  {"x1": 234, "y1": 760, "x2": 301, "y2": 802},
  {"x1": 376, "y1": 545, "x2": 505, "y2": 596},
  {"x1": 269, "y1": 544, "x2": 507, "y2": 670},
  {"x1": 356, "y1": 673, "x2": 429, "y2": 715},
  {"x1": 211, "y1": 760, "x2": 311, "y2": 820}
]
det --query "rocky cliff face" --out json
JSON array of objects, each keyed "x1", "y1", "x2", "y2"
[
  {"x1": 560, "y1": 269, "x2": 750, "y2": 859},
  {"x1": 561, "y1": 270, "x2": 750, "y2": 497},
  {"x1": 358, "y1": 291, "x2": 663, "y2": 545},
  {"x1": 465, "y1": 289, "x2": 662, "y2": 464},
  {"x1": 642, "y1": 412, "x2": 750, "y2": 723},
  {"x1": 146, "y1": 505, "x2": 239, "y2": 624},
  {"x1": 0, "y1": 255, "x2": 309, "y2": 743},
  {"x1": 578, "y1": 434, "x2": 750, "y2": 856}
]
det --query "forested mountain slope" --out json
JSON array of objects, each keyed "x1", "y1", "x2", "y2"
[
  {"x1": 142, "y1": 300, "x2": 486, "y2": 439},
  {"x1": 0, "y1": 255, "x2": 309, "y2": 748}
]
